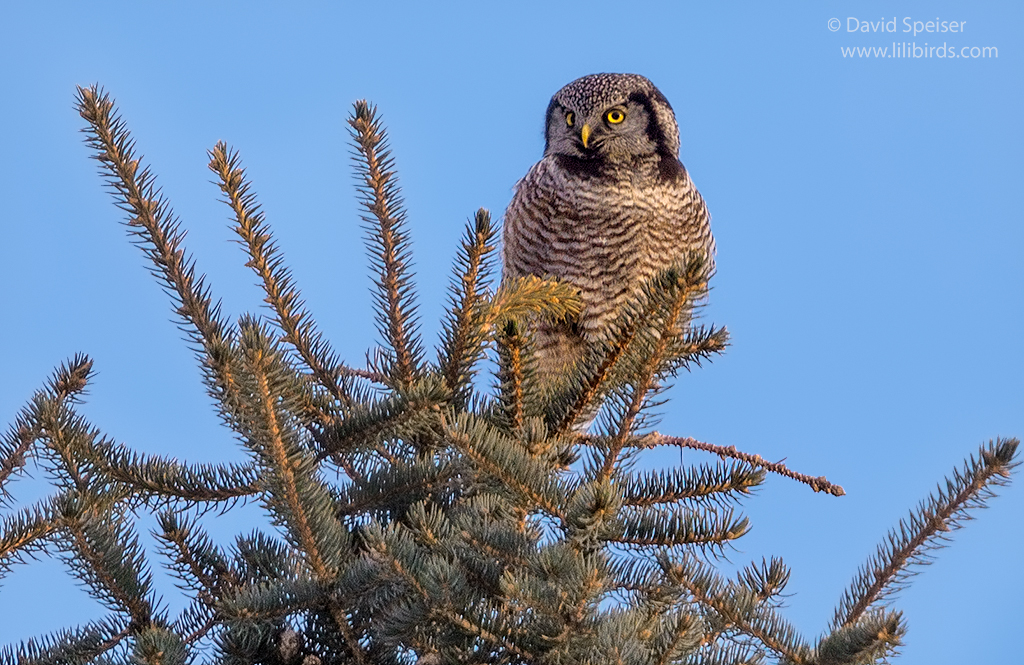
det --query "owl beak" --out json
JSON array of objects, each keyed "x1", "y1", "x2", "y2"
[{"x1": 580, "y1": 123, "x2": 592, "y2": 149}]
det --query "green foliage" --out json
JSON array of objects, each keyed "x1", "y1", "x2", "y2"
[{"x1": 0, "y1": 85, "x2": 1018, "y2": 665}]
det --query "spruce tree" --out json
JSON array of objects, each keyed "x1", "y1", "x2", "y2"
[{"x1": 0, "y1": 85, "x2": 1018, "y2": 665}]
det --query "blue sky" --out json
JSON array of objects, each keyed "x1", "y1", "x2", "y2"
[{"x1": 1, "y1": 1, "x2": 1021, "y2": 661}]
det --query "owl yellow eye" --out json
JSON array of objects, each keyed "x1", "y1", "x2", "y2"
[
  {"x1": 565, "y1": 112, "x2": 574, "y2": 127},
  {"x1": 606, "y1": 109, "x2": 626, "y2": 124}
]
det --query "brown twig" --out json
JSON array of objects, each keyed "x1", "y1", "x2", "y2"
[
  {"x1": 337, "y1": 364, "x2": 389, "y2": 384},
  {"x1": 612, "y1": 434, "x2": 845, "y2": 497}
]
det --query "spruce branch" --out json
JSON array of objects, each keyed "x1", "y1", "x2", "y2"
[
  {"x1": 176, "y1": 606, "x2": 219, "y2": 648},
  {"x1": 348, "y1": 100, "x2": 424, "y2": 388},
  {"x1": 343, "y1": 365, "x2": 391, "y2": 385},
  {"x1": 445, "y1": 503, "x2": 535, "y2": 597},
  {"x1": 318, "y1": 378, "x2": 447, "y2": 462},
  {"x1": 484, "y1": 275, "x2": 581, "y2": 327},
  {"x1": 233, "y1": 530, "x2": 304, "y2": 586},
  {"x1": 234, "y1": 319, "x2": 349, "y2": 579},
  {"x1": 548, "y1": 319, "x2": 634, "y2": 438},
  {"x1": 155, "y1": 511, "x2": 237, "y2": 600},
  {"x1": 47, "y1": 352, "x2": 96, "y2": 402},
  {"x1": 0, "y1": 419, "x2": 36, "y2": 503},
  {"x1": 75, "y1": 84, "x2": 233, "y2": 362},
  {"x1": 735, "y1": 557, "x2": 791, "y2": 606},
  {"x1": 209, "y1": 141, "x2": 355, "y2": 410},
  {"x1": 94, "y1": 443, "x2": 261, "y2": 505},
  {"x1": 228, "y1": 318, "x2": 367, "y2": 662},
  {"x1": 441, "y1": 412, "x2": 564, "y2": 519},
  {"x1": 1, "y1": 490, "x2": 138, "y2": 585},
  {"x1": 439, "y1": 209, "x2": 499, "y2": 403},
  {"x1": 548, "y1": 258, "x2": 715, "y2": 438},
  {"x1": 441, "y1": 267, "x2": 581, "y2": 417},
  {"x1": 651, "y1": 611, "x2": 704, "y2": 665},
  {"x1": 659, "y1": 323, "x2": 730, "y2": 376},
  {"x1": 1, "y1": 354, "x2": 94, "y2": 501},
  {"x1": 548, "y1": 313, "x2": 641, "y2": 437},
  {"x1": 8, "y1": 361, "x2": 259, "y2": 519},
  {"x1": 31, "y1": 385, "x2": 133, "y2": 500},
  {"x1": 217, "y1": 577, "x2": 331, "y2": 621},
  {"x1": 1, "y1": 617, "x2": 131, "y2": 665},
  {"x1": 814, "y1": 610, "x2": 903, "y2": 665},
  {"x1": 0, "y1": 500, "x2": 62, "y2": 578},
  {"x1": 615, "y1": 505, "x2": 750, "y2": 550},
  {"x1": 830, "y1": 437, "x2": 1019, "y2": 631},
  {"x1": 683, "y1": 643, "x2": 765, "y2": 665},
  {"x1": 439, "y1": 607, "x2": 536, "y2": 664},
  {"x1": 600, "y1": 263, "x2": 711, "y2": 481},
  {"x1": 75, "y1": 85, "x2": 247, "y2": 432},
  {"x1": 662, "y1": 554, "x2": 811, "y2": 664},
  {"x1": 335, "y1": 452, "x2": 463, "y2": 520},
  {"x1": 620, "y1": 462, "x2": 764, "y2": 508},
  {"x1": 57, "y1": 507, "x2": 156, "y2": 629},
  {"x1": 131, "y1": 627, "x2": 189, "y2": 665},
  {"x1": 496, "y1": 320, "x2": 530, "y2": 434}
]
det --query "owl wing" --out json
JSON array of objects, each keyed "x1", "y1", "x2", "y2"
[{"x1": 651, "y1": 164, "x2": 715, "y2": 278}]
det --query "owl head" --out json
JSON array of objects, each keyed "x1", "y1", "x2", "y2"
[{"x1": 543, "y1": 73, "x2": 682, "y2": 173}]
